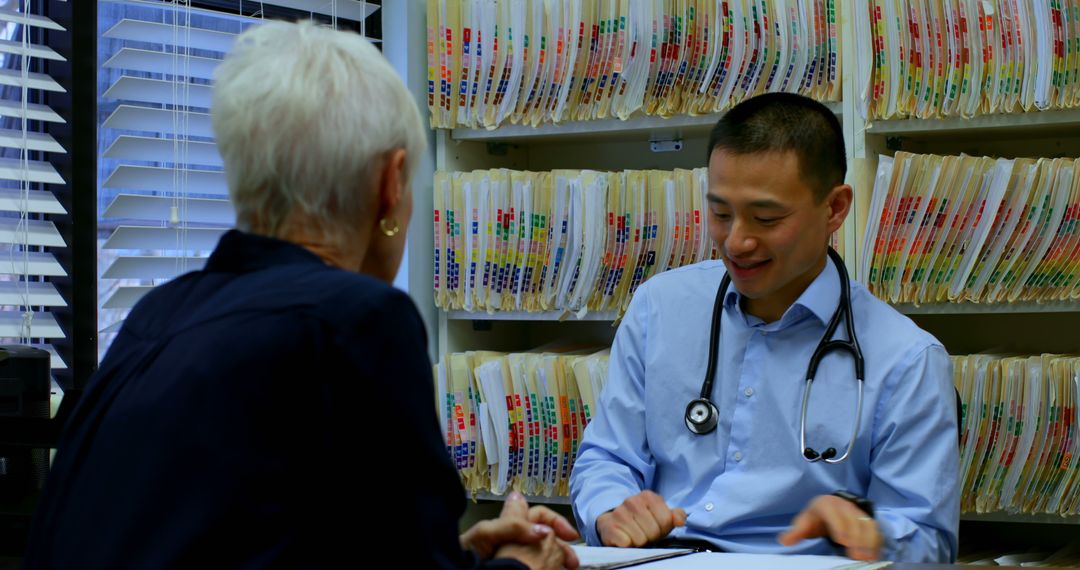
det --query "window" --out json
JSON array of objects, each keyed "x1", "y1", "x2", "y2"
[
  {"x1": 97, "y1": 0, "x2": 381, "y2": 357},
  {"x1": 0, "y1": 0, "x2": 93, "y2": 390}
]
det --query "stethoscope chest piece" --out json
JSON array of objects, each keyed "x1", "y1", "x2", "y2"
[{"x1": 685, "y1": 398, "x2": 719, "y2": 434}]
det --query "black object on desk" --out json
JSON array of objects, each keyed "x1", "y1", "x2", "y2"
[
  {"x1": 0, "y1": 346, "x2": 51, "y2": 500},
  {"x1": 648, "y1": 537, "x2": 723, "y2": 553},
  {"x1": 0, "y1": 345, "x2": 70, "y2": 556}
]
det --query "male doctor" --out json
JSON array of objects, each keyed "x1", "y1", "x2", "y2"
[{"x1": 569, "y1": 93, "x2": 959, "y2": 563}]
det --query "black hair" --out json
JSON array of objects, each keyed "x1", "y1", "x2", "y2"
[{"x1": 707, "y1": 93, "x2": 846, "y2": 202}]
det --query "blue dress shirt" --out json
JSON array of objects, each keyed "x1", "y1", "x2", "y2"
[{"x1": 570, "y1": 256, "x2": 959, "y2": 563}]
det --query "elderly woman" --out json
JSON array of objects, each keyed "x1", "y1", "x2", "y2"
[{"x1": 23, "y1": 21, "x2": 575, "y2": 570}]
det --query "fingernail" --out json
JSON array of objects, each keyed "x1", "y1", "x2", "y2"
[
  {"x1": 508, "y1": 491, "x2": 524, "y2": 501},
  {"x1": 533, "y1": 524, "x2": 552, "y2": 535}
]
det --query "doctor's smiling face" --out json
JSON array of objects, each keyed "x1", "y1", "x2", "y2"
[{"x1": 706, "y1": 149, "x2": 851, "y2": 323}]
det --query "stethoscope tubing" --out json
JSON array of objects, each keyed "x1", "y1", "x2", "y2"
[{"x1": 684, "y1": 247, "x2": 866, "y2": 464}]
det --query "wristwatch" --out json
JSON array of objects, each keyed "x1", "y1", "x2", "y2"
[
  {"x1": 826, "y1": 491, "x2": 876, "y2": 552},
  {"x1": 832, "y1": 490, "x2": 875, "y2": 517}
]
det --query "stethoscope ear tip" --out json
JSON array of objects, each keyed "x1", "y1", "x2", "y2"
[{"x1": 803, "y1": 447, "x2": 838, "y2": 461}]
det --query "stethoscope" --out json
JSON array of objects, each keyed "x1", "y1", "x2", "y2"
[{"x1": 684, "y1": 247, "x2": 866, "y2": 464}]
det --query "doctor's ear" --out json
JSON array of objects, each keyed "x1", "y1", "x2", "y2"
[{"x1": 824, "y1": 185, "x2": 852, "y2": 233}]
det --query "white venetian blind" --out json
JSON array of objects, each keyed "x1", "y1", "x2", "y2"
[
  {"x1": 0, "y1": 3, "x2": 69, "y2": 370},
  {"x1": 97, "y1": 0, "x2": 379, "y2": 339}
]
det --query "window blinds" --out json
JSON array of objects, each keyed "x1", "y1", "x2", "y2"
[
  {"x1": 0, "y1": 3, "x2": 70, "y2": 369},
  {"x1": 97, "y1": 0, "x2": 379, "y2": 337}
]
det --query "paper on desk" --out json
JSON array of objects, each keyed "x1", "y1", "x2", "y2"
[
  {"x1": 572, "y1": 546, "x2": 694, "y2": 569},
  {"x1": 642, "y1": 553, "x2": 880, "y2": 569},
  {"x1": 646, "y1": 552, "x2": 885, "y2": 569},
  {"x1": 572, "y1": 546, "x2": 886, "y2": 570}
]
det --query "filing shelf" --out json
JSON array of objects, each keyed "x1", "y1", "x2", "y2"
[
  {"x1": 961, "y1": 512, "x2": 1080, "y2": 525},
  {"x1": 448, "y1": 303, "x2": 1080, "y2": 321},
  {"x1": 446, "y1": 310, "x2": 620, "y2": 322},
  {"x1": 867, "y1": 108, "x2": 1080, "y2": 138},
  {"x1": 473, "y1": 491, "x2": 571, "y2": 506},
  {"x1": 451, "y1": 102, "x2": 842, "y2": 144},
  {"x1": 893, "y1": 302, "x2": 1080, "y2": 315},
  {"x1": 416, "y1": 2, "x2": 1080, "y2": 550}
]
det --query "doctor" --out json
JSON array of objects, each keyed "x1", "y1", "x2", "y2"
[{"x1": 569, "y1": 93, "x2": 959, "y2": 563}]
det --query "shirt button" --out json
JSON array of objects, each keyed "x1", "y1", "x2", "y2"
[
  {"x1": 744, "y1": 387, "x2": 754, "y2": 397},
  {"x1": 734, "y1": 451, "x2": 743, "y2": 462},
  {"x1": 705, "y1": 502, "x2": 714, "y2": 512}
]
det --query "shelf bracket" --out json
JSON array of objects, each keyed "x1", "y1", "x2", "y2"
[{"x1": 649, "y1": 137, "x2": 684, "y2": 153}]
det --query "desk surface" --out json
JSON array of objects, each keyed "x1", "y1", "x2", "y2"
[
  {"x1": 892, "y1": 566, "x2": 1024, "y2": 569},
  {"x1": 894, "y1": 565, "x2": 1028, "y2": 570}
]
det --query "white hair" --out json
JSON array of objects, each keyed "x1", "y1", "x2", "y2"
[{"x1": 211, "y1": 20, "x2": 425, "y2": 243}]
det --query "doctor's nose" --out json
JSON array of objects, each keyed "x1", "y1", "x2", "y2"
[{"x1": 725, "y1": 220, "x2": 757, "y2": 257}]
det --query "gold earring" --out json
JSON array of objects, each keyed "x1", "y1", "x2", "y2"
[{"x1": 379, "y1": 218, "x2": 400, "y2": 237}]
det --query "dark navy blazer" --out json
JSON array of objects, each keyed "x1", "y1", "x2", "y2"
[{"x1": 23, "y1": 230, "x2": 524, "y2": 569}]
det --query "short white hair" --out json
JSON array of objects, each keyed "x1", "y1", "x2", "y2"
[{"x1": 212, "y1": 20, "x2": 425, "y2": 242}]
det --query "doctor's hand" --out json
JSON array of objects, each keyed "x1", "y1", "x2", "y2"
[
  {"x1": 777, "y1": 495, "x2": 882, "y2": 561},
  {"x1": 596, "y1": 491, "x2": 687, "y2": 548},
  {"x1": 460, "y1": 491, "x2": 580, "y2": 569}
]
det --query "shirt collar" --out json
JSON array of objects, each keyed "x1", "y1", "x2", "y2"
[
  {"x1": 722, "y1": 254, "x2": 841, "y2": 328},
  {"x1": 203, "y1": 230, "x2": 326, "y2": 273}
]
